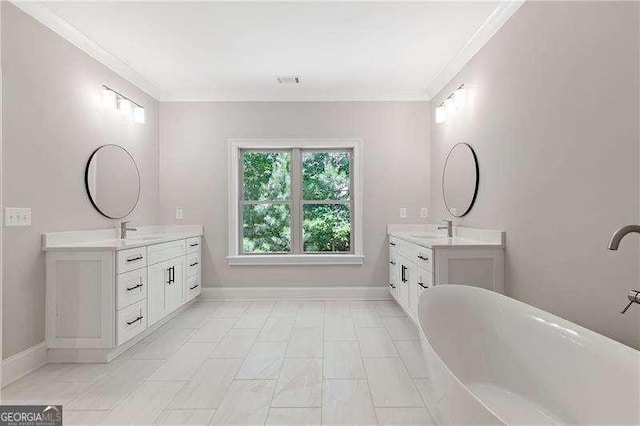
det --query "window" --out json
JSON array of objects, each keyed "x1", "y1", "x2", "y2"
[{"x1": 228, "y1": 140, "x2": 363, "y2": 265}]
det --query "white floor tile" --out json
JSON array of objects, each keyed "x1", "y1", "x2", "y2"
[
  {"x1": 351, "y1": 307, "x2": 384, "y2": 328},
  {"x1": 375, "y1": 407, "x2": 434, "y2": 425},
  {"x1": 52, "y1": 360, "x2": 125, "y2": 383},
  {"x1": 295, "y1": 311, "x2": 324, "y2": 328},
  {"x1": 168, "y1": 358, "x2": 243, "y2": 409},
  {"x1": 412, "y1": 379, "x2": 438, "y2": 406},
  {"x1": 208, "y1": 328, "x2": 260, "y2": 358},
  {"x1": 324, "y1": 317, "x2": 357, "y2": 341},
  {"x1": 266, "y1": 408, "x2": 321, "y2": 425},
  {"x1": 356, "y1": 328, "x2": 398, "y2": 357},
  {"x1": 210, "y1": 301, "x2": 250, "y2": 318},
  {"x1": 64, "y1": 410, "x2": 108, "y2": 425},
  {"x1": 146, "y1": 342, "x2": 216, "y2": 381},
  {"x1": 395, "y1": 340, "x2": 429, "y2": 378},
  {"x1": 100, "y1": 381, "x2": 184, "y2": 425},
  {"x1": 270, "y1": 301, "x2": 300, "y2": 318},
  {"x1": 210, "y1": 380, "x2": 276, "y2": 425},
  {"x1": 272, "y1": 358, "x2": 322, "y2": 408},
  {"x1": 258, "y1": 317, "x2": 295, "y2": 342},
  {"x1": 154, "y1": 409, "x2": 215, "y2": 425},
  {"x1": 286, "y1": 328, "x2": 323, "y2": 357},
  {"x1": 127, "y1": 328, "x2": 193, "y2": 360},
  {"x1": 235, "y1": 311, "x2": 271, "y2": 329},
  {"x1": 66, "y1": 360, "x2": 163, "y2": 410},
  {"x1": 374, "y1": 300, "x2": 406, "y2": 317},
  {"x1": 323, "y1": 341, "x2": 366, "y2": 379},
  {"x1": 1, "y1": 381, "x2": 93, "y2": 406},
  {"x1": 363, "y1": 358, "x2": 423, "y2": 407},
  {"x1": 236, "y1": 342, "x2": 287, "y2": 380},
  {"x1": 189, "y1": 317, "x2": 236, "y2": 342},
  {"x1": 325, "y1": 301, "x2": 351, "y2": 316},
  {"x1": 382, "y1": 317, "x2": 419, "y2": 341},
  {"x1": 322, "y1": 379, "x2": 377, "y2": 425}
]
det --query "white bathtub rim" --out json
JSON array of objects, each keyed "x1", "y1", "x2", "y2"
[{"x1": 417, "y1": 310, "x2": 508, "y2": 425}]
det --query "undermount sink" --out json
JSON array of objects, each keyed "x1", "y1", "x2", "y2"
[
  {"x1": 126, "y1": 236, "x2": 164, "y2": 241},
  {"x1": 411, "y1": 234, "x2": 445, "y2": 239}
]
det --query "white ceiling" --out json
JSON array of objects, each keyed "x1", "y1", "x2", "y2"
[{"x1": 31, "y1": 1, "x2": 511, "y2": 101}]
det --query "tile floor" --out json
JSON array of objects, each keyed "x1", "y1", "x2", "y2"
[{"x1": 0, "y1": 299, "x2": 438, "y2": 425}]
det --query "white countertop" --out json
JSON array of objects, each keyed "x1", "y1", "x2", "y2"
[
  {"x1": 42, "y1": 225, "x2": 203, "y2": 251},
  {"x1": 388, "y1": 224, "x2": 505, "y2": 249}
]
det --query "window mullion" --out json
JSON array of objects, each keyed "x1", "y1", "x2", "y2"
[{"x1": 291, "y1": 148, "x2": 302, "y2": 254}]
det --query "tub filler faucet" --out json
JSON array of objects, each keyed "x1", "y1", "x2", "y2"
[{"x1": 608, "y1": 225, "x2": 640, "y2": 314}]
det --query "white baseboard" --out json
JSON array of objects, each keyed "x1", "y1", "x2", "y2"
[
  {"x1": 200, "y1": 286, "x2": 392, "y2": 301},
  {"x1": 2, "y1": 342, "x2": 47, "y2": 388}
]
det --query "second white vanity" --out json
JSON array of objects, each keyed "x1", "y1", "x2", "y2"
[
  {"x1": 42, "y1": 225, "x2": 203, "y2": 363},
  {"x1": 388, "y1": 224, "x2": 505, "y2": 323}
]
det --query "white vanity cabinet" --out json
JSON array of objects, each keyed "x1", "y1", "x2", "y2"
[
  {"x1": 44, "y1": 229, "x2": 203, "y2": 363},
  {"x1": 388, "y1": 226, "x2": 505, "y2": 324}
]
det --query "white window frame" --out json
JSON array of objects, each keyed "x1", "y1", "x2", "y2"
[{"x1": 228, "y1": 139, "x2": 363, "y2": 266}]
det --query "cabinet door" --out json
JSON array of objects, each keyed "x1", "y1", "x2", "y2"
[
  {"x1": 148, "y1": 260, "x2": 171, "y2": 326},
  {"x1": 166, "y1": 257, "x2": 185, "y2": 312},
  {"x1": 406, "y1": 262, "x2": 419, "y2": 322}
]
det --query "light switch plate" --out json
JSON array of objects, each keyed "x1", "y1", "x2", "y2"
[
  {"x1": 420, "y1": 207, "x2": 428, "y2": 218},
  {"x1": 176, "y1": 208, "x2": 183, "y2": 220},
  {"x1": 5, "y1": 207, "x2": 31, "y2": 227},
  {"x1": 399, "y1": 207, "x2": 407, "y2": 218}
]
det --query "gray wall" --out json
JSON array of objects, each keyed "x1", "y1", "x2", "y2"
[
  {"x1": 159, "y1": 101, "x2": 430, "y2": 288},
  {"x1": 2, "y1": 3, "x2": 159, "y2": 358},
  {"x1": 430, "y1": 1, "x2": 640, "y2": 349}
]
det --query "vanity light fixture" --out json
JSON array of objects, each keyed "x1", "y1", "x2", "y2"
[
  {"x1": 102, "y1": 85, "x2": 145, "y2": 124},
  {"x1": 435, "y1": 84, "x2": 465, "y2": 125},
  {"x1": 435, "y1": 105, "x2": 447, "y2": 124}
]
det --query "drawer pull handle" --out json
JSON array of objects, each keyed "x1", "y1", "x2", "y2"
[
  {"x1": 389, "y1": 242, "x2": 396, "y2": 246},
  {"x1": 189, "y1": 283, "x2": 200, "y2": 290},
  {"x1": 417, "y1": 255, "x2": 429, "y2": 261},
  {"x1": 389, "y1": 283, "x2": 396, "y2": 289},
  {"x1": 418, "y1": 282, "x2": 428, "y2": 289},
  {"x1": 389, "y1": 261, "x2": 396, "y2": 265},
  {"x1": 126, "y1": 316, "x2": 143, "y2": 326},
  {"x1": 126, "y1": 255, "x2": 143, "y2": 262},
  {"x1": 190, "y1": 261, "x2": 199, "y2": 267},
  {"x1": 126, "y1": 283, "x2": 143, "y2": 291},
  {"x1": 190, "y1": 243, "x2": 199, "y2": 247}
]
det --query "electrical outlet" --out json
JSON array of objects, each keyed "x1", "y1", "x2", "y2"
[
  {"x1": 420, "y1": 207, "x2": 428, "y2": 218},
  {"x1": 5, "y1": 207, "x2": 31, "y2": 227},
  {"x1": 399, "y1": 207, "x2": 407, "y2": 218},
  {"x1": 176, "y1": 208, "x2": 184, "y2": 220}
]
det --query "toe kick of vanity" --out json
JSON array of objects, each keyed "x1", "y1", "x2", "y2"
[{"x1": 44, "y1": 230, "x2": 202, "y2": 363}]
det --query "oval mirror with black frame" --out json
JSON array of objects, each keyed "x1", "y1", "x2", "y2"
[
  {"x1": 85, "y1": 144, "x2": 140, "y2": 219},
  {"x1": 442, "y1": 142, "x2": 479, "y2": 217}
]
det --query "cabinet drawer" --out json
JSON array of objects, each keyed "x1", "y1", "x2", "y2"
[
  {"x1": 116, "y1": 299, "x2": 147, "y2": 346},
  {"x1": 186, "y1": 274, "x2": 201, "y2": 301},
  {"x1": 117, "y1": 246, "x2": 148, "y2": 274},
  {"x1": 186, "y1": 237, "x2": 201, "y2": 254},
  {"x1": 388, "y1": 235, "x2": 398, "y2": 252},
  {"x1": 116, "y1": 268, "x2": 147, "y2": 310},
  {"x1": 148, "y1": 239, "x2": 186, "y2": 265},
  {"x1": 186, "y1": 252, "x2": 200, "y2": 277}
]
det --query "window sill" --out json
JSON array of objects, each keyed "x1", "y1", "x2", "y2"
[{"x1": 227, "y1": 254, "x2": 364, "y2": 266}]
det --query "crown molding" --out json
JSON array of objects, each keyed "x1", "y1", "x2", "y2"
[
  {"x1": 425, "y1": 0, "x2": 525, "y2": 100},
  {"x1": 11, "y1": 0, "x2": 522, "y2": 103},
  {"x1": 11, "y1": 1, "x2": 163, "y2": 100}
]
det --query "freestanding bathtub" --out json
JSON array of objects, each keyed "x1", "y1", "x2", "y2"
[{"x1": 418, "y1": 285, "x2": 640, "y2": 425}]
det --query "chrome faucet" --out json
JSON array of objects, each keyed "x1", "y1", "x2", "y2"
[
  {"x1": 120, "y1": 221, "x2": 137, "y2": 239},
  {"x1": 438, "y1": 220, "x2": 453, "y2": 238},
  {"x1": 608, "y1": 225, "x2": 640, "y2": 314}
]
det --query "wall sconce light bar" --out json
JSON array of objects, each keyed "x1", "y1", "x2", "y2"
[
  {"x1": 435, "y1": 84, "x2": 465, "y2": 125},
  {"x1": 102, "y1": 85, "x2": 145, "y2": 124}
]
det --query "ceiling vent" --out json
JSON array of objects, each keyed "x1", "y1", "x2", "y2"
[{"x1": 276, "y1": 76, "x2": 300, "y2": 84}]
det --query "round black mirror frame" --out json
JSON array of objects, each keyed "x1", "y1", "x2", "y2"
[
  {"x1": 442, "y1": 142, "x2": 479, "y2": 218},
  {"x1": 84, "y1": 144, "x2": 141, "y2": 219}
]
